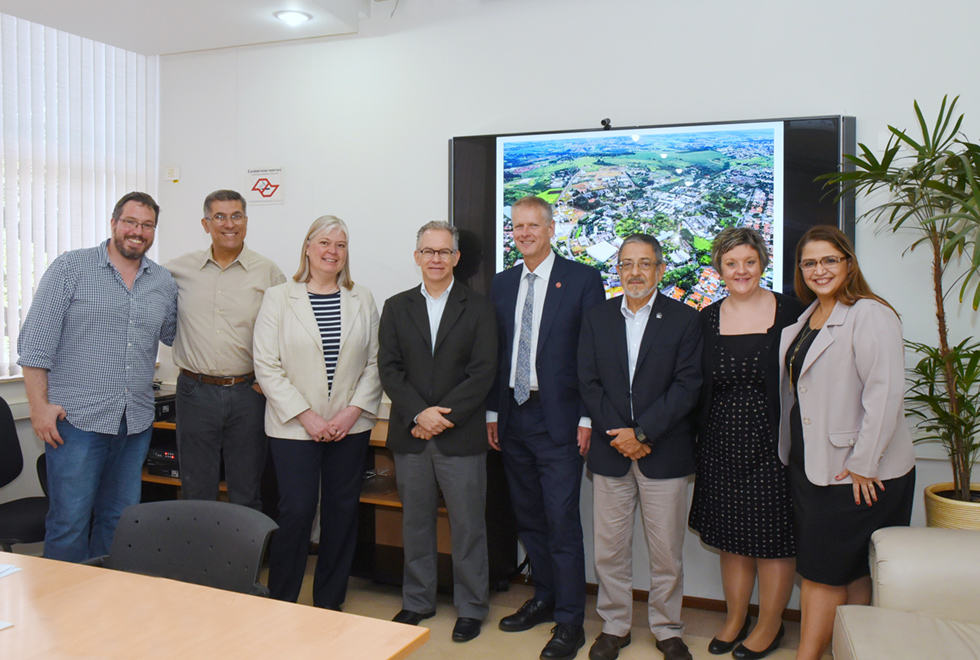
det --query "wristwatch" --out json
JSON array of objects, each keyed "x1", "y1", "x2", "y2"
[{"x1": 634, "y1": 426, "x2": 651, "y2": 445}]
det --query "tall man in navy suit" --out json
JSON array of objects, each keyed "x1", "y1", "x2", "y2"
[
  {"x1": 379, "y1": 221, "x2": 498, "y2": 644},
  {"x1": 487, "y1": 196, "x2": 605, "y2": 660},
  {"x1": 578, "y1": 234, "x2": 702, "y2": 660}
]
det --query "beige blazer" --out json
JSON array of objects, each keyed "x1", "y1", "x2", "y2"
[
  {"x1": 778, "y1": 298, "x2": 915, "y2": 486},
  {"x1": 253, "y1": 280, "x2": 382, "y2": 440}
]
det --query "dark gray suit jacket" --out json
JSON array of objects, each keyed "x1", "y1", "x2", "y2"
[{"x1": 378, "y1": 281, "x2": 498, "y2": 456}]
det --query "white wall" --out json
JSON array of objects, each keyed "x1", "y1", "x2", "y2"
[{"x1": 7, "y1": 0, "x2": 980, "y2": 601}]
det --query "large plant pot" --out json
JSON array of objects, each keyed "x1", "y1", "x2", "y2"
[{"x1": 923, "y1": 482, "x2": 980, "y2": 530}]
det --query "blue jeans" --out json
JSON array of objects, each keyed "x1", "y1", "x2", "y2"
[{"x1": 43, "y1": 417, "x2": 152, "y2": 562}]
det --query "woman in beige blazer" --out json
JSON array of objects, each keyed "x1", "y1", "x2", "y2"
[
  {"x1": 778, "y1": 225, "x2": 915, "y2": 660},
  {"x1": 253, "y1": 215, "x2": 382, "y2": 610}
]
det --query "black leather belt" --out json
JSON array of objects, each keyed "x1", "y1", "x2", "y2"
[
  {"x1": 180, "y1": 368, "x2": 254, "y2": 387},
  {"x1": 511, "y1": 388, "x2": 542, "y2": 405}
]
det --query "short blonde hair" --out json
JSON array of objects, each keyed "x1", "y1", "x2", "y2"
[{"x1": 292, "y1": 215, "x2": 353, "y2": 289}]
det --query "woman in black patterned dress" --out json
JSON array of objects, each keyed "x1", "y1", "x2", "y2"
[{"x1": 689, "y1": 228, "x2": 802, "y2": 659}]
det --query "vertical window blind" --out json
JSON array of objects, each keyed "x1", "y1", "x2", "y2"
[{"x1": 0, "y1": 13, "x2": 158, "y2": 378}]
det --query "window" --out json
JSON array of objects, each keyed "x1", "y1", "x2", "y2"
[{"x1": 0, "y1": 13, "x2": 158, "y2": 378}]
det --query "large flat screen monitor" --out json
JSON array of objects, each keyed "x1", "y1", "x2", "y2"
[{"x1": 450, "y1": 116, "x2": 854, "y2": 303}]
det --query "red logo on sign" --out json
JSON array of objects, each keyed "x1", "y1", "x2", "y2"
[{"x1": 252, "y1": 178, "x2": 280, "y2": 197}]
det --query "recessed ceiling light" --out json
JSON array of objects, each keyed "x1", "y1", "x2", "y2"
[{"x1": 274, "y1": 11, "x2": 313, "y2": 26}]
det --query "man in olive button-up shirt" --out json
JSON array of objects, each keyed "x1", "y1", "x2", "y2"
[{"x1": 166, "y1": 190, "x2": 285, "y2": 509}]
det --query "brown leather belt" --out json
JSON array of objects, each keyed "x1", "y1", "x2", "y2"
[{"x1": 180, "y1": 368, "x2": 254, "y2": 387}]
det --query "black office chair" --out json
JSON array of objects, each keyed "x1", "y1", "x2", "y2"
[
  {"x1": 0, "y1": 396, "x2": 49, "y2": 552},
  {"x1": 86, "y1": 499, "x2": 278, "y2": 596}
]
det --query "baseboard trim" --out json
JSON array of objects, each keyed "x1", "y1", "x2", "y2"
[{"x1": 510, "y1": 577, "x2": 802, "y2": 622}]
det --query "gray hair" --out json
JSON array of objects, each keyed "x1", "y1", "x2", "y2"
[
  {"x1": 203, "y1": 189, "x2": 247, "y2": 217},
  {"x1": 619, "y1": 233, "x2": 663, "y2": 264},
  {"x1": 293, "y1": 215, "x2": 353, "y2": 289},
  {"x1": 710, "y1": 227, "x2": 769, "y2": 273},
  {"x1": 415, "y1": 221, "x2": 459, "y2": 252}
]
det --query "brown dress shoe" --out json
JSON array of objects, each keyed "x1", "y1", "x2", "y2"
[
  {"x1": 588, "y1": 632, "x2": 631, "y2": 660},
  {"x1": 655, "y1": 636, "x2": 693, "y2": 660}
]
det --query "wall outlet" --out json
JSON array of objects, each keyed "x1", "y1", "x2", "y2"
[{"x1": 164, "y1": 166, "x2": 180, "y2": 182}]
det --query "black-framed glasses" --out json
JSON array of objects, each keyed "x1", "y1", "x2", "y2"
[
  {"x1": 117, "y1": 218, "x2": 157, "y2": 232},
  {"x1": 616, "y1": 259, "x2": 660, "y2": 272},
  {"x1": 799, "y1": 256, "x2": 848, "y2": 271},
  {"x1": 418, "y1": 248, "x2": 456, "y2": 260}
]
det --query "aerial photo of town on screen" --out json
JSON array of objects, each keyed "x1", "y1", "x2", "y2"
[{"x1": 496, "y1": 122, "x2": 783, "y2": 308}]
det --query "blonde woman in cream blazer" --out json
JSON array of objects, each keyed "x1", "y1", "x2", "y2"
[
  {"x1": 253, "y1": 215, "x2": 382, "y2": 611},
  {"x1": 778, "y1": 225, "x2": 914, "y2": 660}
]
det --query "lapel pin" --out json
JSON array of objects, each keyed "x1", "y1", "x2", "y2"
[
  {"x1": 556, "y1": 282, "x2": 562, "y2": 288},
  {"x1": 656, "y1": 312, "x2": 662, "y2": 319}
]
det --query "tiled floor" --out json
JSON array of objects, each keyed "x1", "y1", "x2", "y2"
[{"x1": 267, "y1": 557, "x2": 832, "y2": 660}]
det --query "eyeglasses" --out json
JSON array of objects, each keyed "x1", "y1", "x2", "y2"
[
  {"x1": 799, "y1": 256, "x2": 848, "y2": 271},
  {"x1": 207, "y1": 213, "x2": 246, "y2": 224},
  {"x1": 117, "y1": 218, "x2": 157, "y2": 232},
  {"x1": 616, "y1": 259, "x2": 660, "y2": 272},
  {"x1": 418, "y1": 248, "x2": 456, "y2": 260}
]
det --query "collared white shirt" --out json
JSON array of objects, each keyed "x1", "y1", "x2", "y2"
[
  {"x1": 420, "y1": 278, "x2": 455, "y2": 353},
  {"x1": 620, "y1": 289, "x2": 658, "y2": 387},
  {"x1": 508, "y1": 250, "x2": 555, "y2": 390},
  {"x1": 486, "y1": 251, "x2": 589, "y2": 429}
]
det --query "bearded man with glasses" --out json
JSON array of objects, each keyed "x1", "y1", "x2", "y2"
[
  {"x1": 578, "y1": 233, "x2": 703, "y2": 660},
  {"x1": 19, "y1": 192, "x2": 178, "y2": 562}
]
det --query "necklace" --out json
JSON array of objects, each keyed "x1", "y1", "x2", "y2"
[
  {"x1": 788, "y1": 323, "x2": 818, "y2": 389},
  {"x1": 306, "y1": 281, "x2": 339, "y2": 296}
]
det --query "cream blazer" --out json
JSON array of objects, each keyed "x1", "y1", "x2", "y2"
[
  {"x1": 253, "y1": 280, "x2": 382, "y2": 440},
  {"x1": 778, "y1": 298, "x2": 915, "y2": 486}
]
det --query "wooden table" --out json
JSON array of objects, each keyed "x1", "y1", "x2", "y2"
[{"x1": 0, "y1": 552, "x2": 428, "y2": 659}]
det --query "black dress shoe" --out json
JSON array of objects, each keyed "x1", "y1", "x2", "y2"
[
  {"x1": 452, "y1": 617, "x2": 482, "y2": 642},
  {"x1": 541, "y1": 623, "x2": 585, "y2": 660},
  {"x1": 732, "y1": 624, "x2": 785, "y2": 660},
  {"x1": 391, "y1": 609, "x2": 436, "y2": 626},
  {"x1": 588, "y1": 631, "x2": 631, "y2": 660},
  {"x1": 707, "y1": 615, "x2": 751, "y2": 654},
  {"x1": 655, "y1": 636, "x2": 693, "y2": 660},
  {"x1": 499, "y1": 598, "x2": 555, "y2": 632}
]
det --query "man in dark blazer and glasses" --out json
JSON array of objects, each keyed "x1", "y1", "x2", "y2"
[
  {"x1": 379, "y1": 221, "x2": 498, "y2": 644},
  {"x1": 578, "y1": 234, "x2": 702, "y2": 660}
]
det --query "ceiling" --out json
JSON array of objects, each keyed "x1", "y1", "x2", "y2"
[{"x1": 0, "y1": 0, "x2": 381, "y2": 56}]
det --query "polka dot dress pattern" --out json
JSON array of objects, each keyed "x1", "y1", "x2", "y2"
[{"x1": 689, "y1": 307, "x2": 795, "y2": 558}]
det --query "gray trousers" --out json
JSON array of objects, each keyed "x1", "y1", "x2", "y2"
[
  {"x1": 175, "y1": 373, "x2": 268, "y2": 510},
  {"x1": 393, "y1": 442, "x2": 489, "y2": 620}
]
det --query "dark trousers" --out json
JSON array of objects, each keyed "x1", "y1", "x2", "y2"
[
  {"x1": 175, "y1": 373, "x2": 267, "y2": 510},
  {"x1": 501, "y1": 397, "x2": 586, "y2": 625},
  {"x1": 267, "y1": 431, "x2": 370, "y2": 610}
]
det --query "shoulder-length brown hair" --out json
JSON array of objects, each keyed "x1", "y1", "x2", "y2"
[{"x1": 793, "y1": 225, "x2": 897, "y2": 315}]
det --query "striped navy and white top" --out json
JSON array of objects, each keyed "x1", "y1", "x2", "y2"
[{"x1": 309, "y1": 292, "x2": 342, "y2": 389}]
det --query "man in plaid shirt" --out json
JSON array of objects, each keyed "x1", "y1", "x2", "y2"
[{"x1": 18, "y1": 191, "x2": 178, "y2": 563}]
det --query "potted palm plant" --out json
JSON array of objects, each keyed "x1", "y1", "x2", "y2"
[{"x1": 819, "y1": 95, "x2": 980, "y2": 528}]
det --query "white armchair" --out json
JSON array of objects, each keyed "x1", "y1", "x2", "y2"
[{"x1": 833, "y1": 526, "x2": 980, "y2": 660}]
